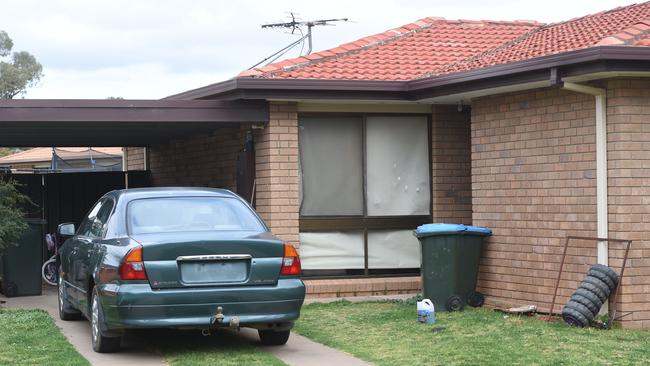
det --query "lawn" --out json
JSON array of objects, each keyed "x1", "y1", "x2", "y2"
[
  {"x1": 294, "y1": 300, "x2": 650, "y2": 365},
  {"x1": 143, "y1": 329, "x2": 286, "y2": 366},
  {"x1": 0, "y1": 309, "x2": 88, "y2": 366}
]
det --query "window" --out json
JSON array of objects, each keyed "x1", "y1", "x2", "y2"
[
  {"x1": 127, "y1": 197, "x2": 264, "y2": 235},
  {"x1": 79, "y1": 199, "x2": 114, "y2": 239},
  {"x1": 366, "y1": 116, "x2": 430, "y2": 216},
  {"x1": 298, "y1": 114, "x2": 431, "y2": 276},
  {"x1": 299, "y1": 117, "x2": 363, "y2": 215}
]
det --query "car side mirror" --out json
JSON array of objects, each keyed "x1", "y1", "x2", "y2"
[{"x1": 57, "y1": 223, "x2": 76, "y2": 237}]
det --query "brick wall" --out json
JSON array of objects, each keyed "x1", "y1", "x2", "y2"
[
  {"x1": 431, "y1": 105, "x2": 472, "y2": 224},
  {"x1": 471, "y1": 87, "x2": 599, "y2": 313},
  {"x1": 254, "y1": 102, "x2": 300, "y2": 246},
  {"x1": 146, "y1": 125, "x2": 249, "y2": 191},
  {"x1": 125, "y1": 147, "x2": 145, "y2": 170},
  {"x1": 606, "y1": 78, "x2": 650, "y2": 328}
]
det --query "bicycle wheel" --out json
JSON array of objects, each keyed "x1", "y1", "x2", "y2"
[{"x1": 42, "y1": 259, "x2": 58, "y2": 286}]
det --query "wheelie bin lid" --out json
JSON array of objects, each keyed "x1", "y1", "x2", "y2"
[{"x1": 413, "y1": 223, "x2": 492, "y2": 238}]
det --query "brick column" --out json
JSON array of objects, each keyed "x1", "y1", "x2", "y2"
[
  {"x1": 125, "y1": 147, "x2": 145, "y2": 170},
  {"x1": 254, "y1": 102, "x2": 300, "y2": 246}
]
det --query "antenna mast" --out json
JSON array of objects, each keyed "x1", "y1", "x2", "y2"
[{"x1": 249, "y1": 13, "x2": 348, "y2": 69}]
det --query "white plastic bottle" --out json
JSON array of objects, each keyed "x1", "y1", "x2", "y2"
[{"x1": 417, "y1": 299, "x2": 436, "y2": 324}]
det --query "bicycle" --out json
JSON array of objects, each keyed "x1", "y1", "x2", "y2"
[{"x1": 42, "y1": 233, "x2": 58, "y2": 286}]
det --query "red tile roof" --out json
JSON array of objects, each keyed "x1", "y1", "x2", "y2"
[
  {"x1": 241, "y1": 2, "x2": 650, "y2": 81},
  {"x1": 241, "y1": 18, "x2": 542, "y2": 80},
  {"x1": 432, "y1": 1, "x2": 650, "y2": 77}
]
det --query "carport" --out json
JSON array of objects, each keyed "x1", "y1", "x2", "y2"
[
  {"x1": 0, "y1": 98, "x2": 269, "y2": 294},
  {"x1": 0, "y1": 99, "x2": 268, "y2": 146}
]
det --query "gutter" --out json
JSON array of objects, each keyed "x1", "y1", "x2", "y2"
[
  {"x1": 164, "y1": 46, "x2": 650, "y2": 101},
  {"x1": 561, "y1": 82, "x2": 608, "y2": 268}
]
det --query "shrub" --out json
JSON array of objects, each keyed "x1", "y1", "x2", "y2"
[{"x1": 0, "y1": 179, "x2": 31, "y2": 255}]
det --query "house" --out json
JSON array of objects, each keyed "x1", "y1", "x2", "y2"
[
  {"x1": 1, "y1": 2, "x2": 650, "y2": 328},
  {"x1": 157, "y1": 2, "x2": 650, "y2": 327},
  {"x1": 0, "y1": 147, "x2": 123, "y2": 171}
]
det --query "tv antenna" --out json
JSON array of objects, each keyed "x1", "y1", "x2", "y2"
[{"x1": 249, "y1": 13, "x2": 348, "y2": 69}]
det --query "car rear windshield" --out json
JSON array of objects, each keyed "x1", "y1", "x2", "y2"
[{"x1": 127, "y1": 197, "x2": 265, "y2": 235}]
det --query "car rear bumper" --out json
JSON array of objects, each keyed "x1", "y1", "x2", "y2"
[{"x1": 98, "y1": 278, "x2": 305, "y2": 330}]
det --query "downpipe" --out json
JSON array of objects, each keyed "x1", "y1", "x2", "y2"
[{"x1": 561, "y1": 81, "x2": 609, "y2": 313}]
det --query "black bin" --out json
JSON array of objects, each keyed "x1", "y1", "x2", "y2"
[
  {"x1": 1, "y1": 219, "x2": 45, "y2": 297},
  {"x1": 414, "y1": 223, "x2": 491, "y2": 312}
]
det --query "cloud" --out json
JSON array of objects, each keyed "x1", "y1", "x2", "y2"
[{"x1": 26, "y1": 63, "x2": 231, "y2": 99}]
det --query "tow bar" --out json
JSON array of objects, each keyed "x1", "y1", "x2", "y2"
[{"x1": 209, "y1": 306, "x2": 240, "y2": 329}]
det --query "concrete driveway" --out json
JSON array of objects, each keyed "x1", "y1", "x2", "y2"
[{"x1": 2, "y1": 286, "x2": 372, "y2": 366}]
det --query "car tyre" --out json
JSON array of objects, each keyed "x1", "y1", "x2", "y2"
[
  {"x1": 58, "y1": 270, "x2": 81, "y2": 321},
  {"x1": 570, "y1": 294, "x2": 600, "y2": 316},
  {"x1": 91, "y1": 288, "x2": 121, "y2": 353},
  {"x1": 564, "y1": 300, "x2": 596, "y2": 321},
  {"x1": 574, "y1": 288, "x2": 603, "y2": 309},
  {"x1": 562, "y1": 307, "x2": 590, "y2": 327},
  {"x1": 590, "y1": 264, "x2": 619, "y2": 287},
  {"x1": 587, "y1": 268, "x2": 617, "y2": 292},
  {"x1": 258, "y1": 329, "x2": 291, "y2": 346},
  {"x1": 582, "y1": 276, "x2": 611, "y2": 298}
]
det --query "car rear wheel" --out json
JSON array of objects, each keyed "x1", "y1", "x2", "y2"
[
  {"x1": 258, "y1": 329, "x2": 291, "y2": 346},
  {"x1": 58, "y1": 269, "x2": 81, "y2": 320},
  {"x1": 91, "y1": 288, "x2": 121, "y2": 353}
]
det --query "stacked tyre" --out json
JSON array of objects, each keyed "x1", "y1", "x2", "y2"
[{"x1": 562, "y1": 264, "x2": 619, "y2": 327}]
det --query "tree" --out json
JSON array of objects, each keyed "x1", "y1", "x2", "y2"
[
  {"x1": 0, "y1": 179, "x2": 31, "y2": 255},
  {"x1": 0, "y1": 30, "x2": 43, "y2": 99}
]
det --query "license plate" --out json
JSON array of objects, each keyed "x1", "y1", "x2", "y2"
[{"x1": 180, "y1": 260, "x2": 248, "y2": 284}]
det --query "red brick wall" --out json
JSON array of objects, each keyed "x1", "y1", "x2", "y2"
[
  {"x1": 254, "y1": 102, "x2": 300, "y2": 246},
  {"x1": 431, "y1": 105, "x2": 472, "y2": 224},
  {"x1": 125, "y1": 147, "x2": 145, "y2": 170},
  {"x1": 147, "y1": 125, "x2": 250, "y2": 191},
  {"x1": 606, "y1": 78, "x2": 650, "y2": 328},
  {"x1": 471, "y1": 88, "x2": 599, "y2": 312}
]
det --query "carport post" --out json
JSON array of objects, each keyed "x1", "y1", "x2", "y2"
[{"x1": 122, "y1": 147, "x2": 129, "y2": 189}]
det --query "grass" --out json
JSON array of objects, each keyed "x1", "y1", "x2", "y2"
[
  {"x1": 141, "y1": 329, "x2": 286, "y2": 366},
  {"x1": 0, "y1": 309, "x2": 88, "y2": 366},
  {"x1": 294, "y1": 300, "x2": 650, "y2": 366}
]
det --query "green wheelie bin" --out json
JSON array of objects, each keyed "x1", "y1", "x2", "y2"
[
  {"x1": 0, "y1": 219, "x2": 45, "y2": 297},
  {"x1": 414, "y1": 223, "x2": 491, "y2": 312}
]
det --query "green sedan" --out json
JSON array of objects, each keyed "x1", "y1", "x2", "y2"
[{"x1": 57, "y1": 187, "x2": 305, "y2": 353}]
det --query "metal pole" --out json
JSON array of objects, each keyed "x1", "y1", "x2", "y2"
[
  {"x1": 608, "y1": 240, "x2": 632, "y2": 329},
  {"x1": 547, "y1": 236, "x2": 570, "y2": 321},
  {"x1": 307, "y1": 24, "x2": 313, "y2": 54}
]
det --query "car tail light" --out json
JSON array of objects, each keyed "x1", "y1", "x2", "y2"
[
  {"x1": 280, "y1": 243, "x2": 301, "y2": 276},
  {"x1": 119, "y1": 246, "x2": 147, "y2": 280}
]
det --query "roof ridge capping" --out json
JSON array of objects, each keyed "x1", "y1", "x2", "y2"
[
  {"x1": 239, "y1": 17, "x2": 443, "y2": 78},
  {"x1": 239, "y1": 17, "x2": 543, "y2": 78}
]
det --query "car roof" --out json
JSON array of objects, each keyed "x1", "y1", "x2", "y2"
[{"x1": 106, "y1": 187, "x2": 239, "y2": 201}]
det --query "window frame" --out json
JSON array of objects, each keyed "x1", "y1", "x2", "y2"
[{"x1": 298, "y1": 112, "x2": 432, "y2": 277}]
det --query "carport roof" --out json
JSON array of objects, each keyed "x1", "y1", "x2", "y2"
[{"x1": 0, "y1": 99, "x2": 268, "y2": 147}]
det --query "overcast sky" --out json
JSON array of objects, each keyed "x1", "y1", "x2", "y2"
[{"x1": 0, "y1": 0, "x2": 636, "y2": 99}]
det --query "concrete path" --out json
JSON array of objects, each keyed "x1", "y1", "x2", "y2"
[
  {"x1": 2, "y1": 286, "x2": 167, "y2": 366},
  {"x1": 2, "y1": 287, "x2": 374, "y2": 366}
]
